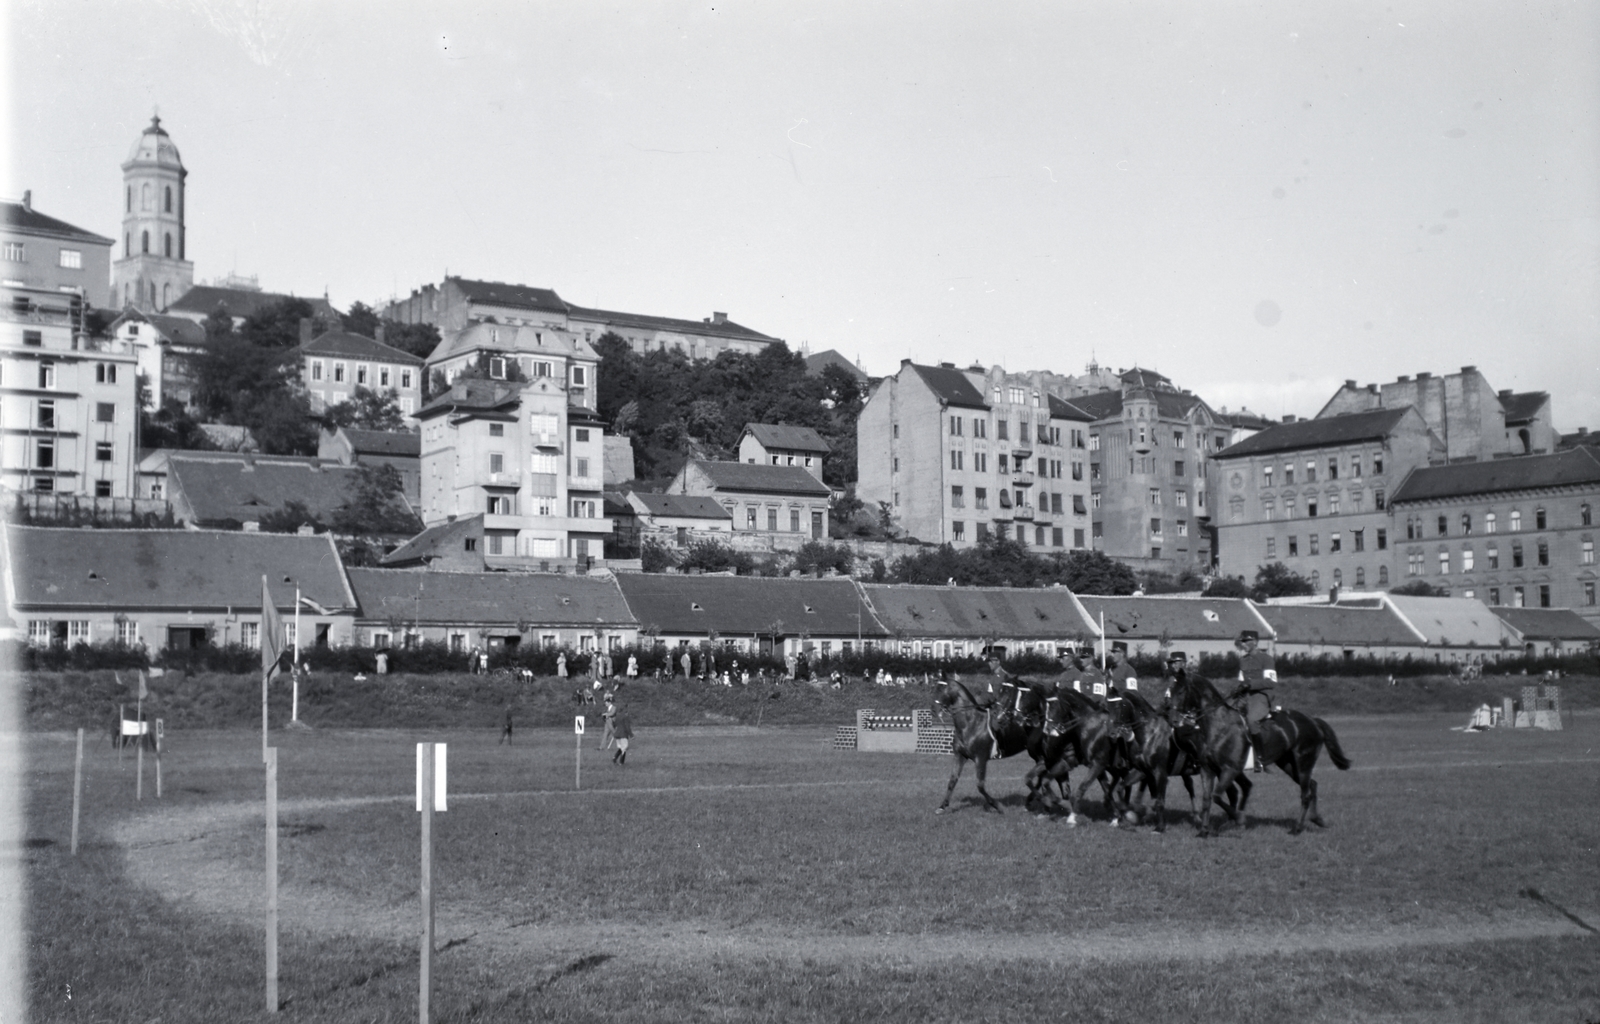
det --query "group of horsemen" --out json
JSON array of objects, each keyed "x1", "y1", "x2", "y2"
[{"x1": 982, "y1": 629, "x2": 1281, "y2": 773}]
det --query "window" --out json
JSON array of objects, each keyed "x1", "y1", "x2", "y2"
[
  {"x1": 22, "y1": 330, "x2": 41, "y2": 347},
  {"x1": 1510, "y1": 510, "x2": 1522, "y2": 531},
  {"x1": 950, "y1": 450, "x2": 963, "y2": 470},
  {"x1": 1583, "y1": 539, "x2": 1595, "y2": 565},
  {"x1": 1438, "y1": 551, "x2": 1450, "y2": 575},
  {"x1": 1307, "y1": 499, "x2": 1318, "y2": 518},
  {"x1": 1072, "y1": 461, "x2": 1083, "y2": 481},
  {"x1": 1177, "y1": 519, "x2": 1188, "y2": 537},
  {"x1": 1174, "y1": 460, "x2": 1185, "y2": 477},
  {"x1": 1351, "y1": 456, "x2": 1361, "y2": 478},
  {"x1": 1582, "y1": 504, "x2": 1592, "y2": 527},
  {"x1": 1537, "y1": 540, "x2": 1549, "y2": 567},
  {"x1": 311, "y1": 359, "x2": 324, "y2": 381},
  {"x1": 1586, "y1": 582, "x2": 1596, "y2": 606},
  {"x1": 1073, "y1": 494, "x2": 1086, "y2": 514},
  {"x1": 1330, "y1": 533, "x2": 1341, "y2": 553},
  {"x1": 38, "y1": 362, "x2": 55, "y2": 389},
  {"x1": 2, "y1": 241, "x2": 23, "y2": 261},
  {"x1": 1462, "y1": 547, "x2": 1474, "y2": 571},
  {"x1": 96, "y1": 442, "x2": 113, "y2": 462},
  {"x1": 1535, "y1": 507, "x2": 1548, "y2": 530},
  {"x1": 1051, "y1": 492, "x2": 1063, "y2": 514},
  {"x1": 489, "y1": 452, "x2": 505, "y2": 473},
  {"x1": 1288, "y1": 536, "x2": 1299, "y2": 557},
  {"x1": 1353, "y1": 529, "x2": 1365, "y2": 552},
  {"x1": 1264, "y1": 466, "x2": 1274, "y2": 487},
  {"x1": 975, "y1": 487, "x2": 988, "y2": 510},
  {"x1": 1437, "y1": 515, "x2": 1449, "y2": 537},
  {"x1": 791, "y1": 509, "x2": 801, "y2": 531},
  {"x1": 1486, "y1": 512, "x2": 1497, "y2": 533},
  {"x1": 488, "y1": 357, "x2": 506, "y2": 380},
  {"x1": 974, "y1": 419, "x2": 986, "y2": 439},
  {"x1": 1310, "y1": 570, "x2": 1320, "y2": 589},
  {"x1": 1407, "y1": 551, "x2": 1423, "y2": 576},
  {"x1": 1088, "y1": 433, "x2": 1099, "y2": 450},
  {"x1": 572, "y1": 499, "x2": 597, "y2": 518},
  {"x1": 1488, "y1": 587, "x2": 1501, "y2": 606},
  {"x1": 141, "y1": 230, "x2": 149, "y2": 253},
  {"x1": 1285, "y1": 496, "x2": 1297, "y2": 518},
  {"x1": 486, "y1": 534, "x2": 505, "y2": 556},
  {"x1": 1355, "y1": 566, "x2": 1366, "y2": 587},
  {"x1": 1328, "y1": 458, "x2": 1339, "y2": 480},
  {"x1": 952, "y1": 521, "x2": 965, "y2": 541},
  {"x1": 1376, "y1": 528, "x2": 1387, "y2": 550},
  {"x1": 949, "y1": 415, "x2": 963, "y2": 436},
  {"x1": 1333, "y1": 568, "x2": 1343, "y2": 588},
  {"x1": 1149, "y1": 488, "x2": 1162, "y2": 507},
  {"x1": 333, "y1": 363, "x2": 347, "y2": 383},
  {"x1": 37, "y1": 400, "x2": 55, "y2": 429},
  {"x1": 1176, "y1": 490, "x2": 1187, "y2": 507},
  {"x1": 489, "y1": 423, "x2": 504, "y2": 437},
  {"x1": 1460, "y1": 513, "x2": 1472, "y2": 535},
  {"x1": 95, "y1": 481, "x2": 112, "y2": 497},
  {"x1": 401, "y1": 369, "x2": 414, "y2": 389},
  {"x1": 1262, "y1": 499, "x2": 1276, "y2": 521},
  {"x1": 951, "y1": 485, "x2": 964, "y2": 508},
  {"x1": 1374, "y1": 488, "x2": 1385, "y2": 510},
  {"x1": 1330, "y1": 494, "x2": 1340, "y2": 515},
  {"x1": 746, "y1": 507, "x2": 757, "y2": 529},
  {"x1": 486, "y1": 495, "x2": 512, "y2": 514},
  {"x1": 1151, "y1": 518, "x2": 1163, "y2": 535},
  {"x1": 1305, "y1": 461, "x2": 1317, "y2": 483},
  {"x1": 1539, "y1": 584, "x2": 1551, "y2": 608},
  {"x1": 1283, "y1": 464, "x2": 1294, "y2": 485},
  {"x1": 36, "y1": 440, "x2": 54, "y2": 469},
  {"x1": 768, "y1": 508, "x2": 778, "y2": 531},
  {"x1": 1373, "y1": 455, "x2": 1384, "y2": 475},
  {"x1": 59, "y1": 248, "x2": 82, "y2": 269},
  {"x1": 1309, "y1": 533, "x2": 1319, "y2": 555},
  {"x1": 1512, "y1": 586, "x2": 1526, "y2": 608},
  {"x1": 1487, "y1": 544, "x2": 1499, "y2": 569},
  {"x1": 1511, "y1": 541, "x2": 1524, "y2": 568},
  {"x1": 1379, "y1": 565, "x2": 1389, "y2": 585},
  {"x1": 575, "y1": 457, "x2": 589, "y2": 478},
  {"x1": 117, "y1": 619, "x2": 140, "y2": 646}
]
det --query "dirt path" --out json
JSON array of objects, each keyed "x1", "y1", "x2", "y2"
[{"x1": 112, "y1": 792, "x2": 1597, "y2": 973}]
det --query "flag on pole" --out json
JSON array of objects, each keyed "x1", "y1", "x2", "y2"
[
  {"x1": 137, "y1": 669, "x2": 149, "y2": 700},
  {"x1": 261, "y1": 576, "x2": 286, "y2": 682}
]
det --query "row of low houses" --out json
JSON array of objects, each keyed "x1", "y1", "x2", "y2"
[{"x1": 7, "y1": 524, "x2": 1597, "y2": 665}]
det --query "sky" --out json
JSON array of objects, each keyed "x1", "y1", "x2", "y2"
[{"x1": 5, "y1": 0, "x2": 1598, "y2": 428}]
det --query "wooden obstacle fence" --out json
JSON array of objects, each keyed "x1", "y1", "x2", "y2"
[{"x1": 834, "y1": 708, "x2": 954, "y2": 754}]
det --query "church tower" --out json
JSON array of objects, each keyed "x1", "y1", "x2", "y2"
[{"x1": 111, "y1": 114, "x2": 193, "y2": 312}]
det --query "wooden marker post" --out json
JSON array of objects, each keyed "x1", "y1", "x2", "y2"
[
  {"x1": 574, "y1": 716, "x2": 585, "y2": 790},
  {"x1": 265, "y1": 747, "x2": 279, "y2": 1014},
  {"x1": 71, "y1": 728, "x2": 83, "y2": 855},
  {"x1": 136, "y1": 728, "x2": 144, "y2": 801},
  {"x1": 416, "y1": 742, "x2": 447, "y2": 1024},
  {"x1": 155, "y1": 719, "x2": 164, "y2": 799},
  {"x1": 119, "y1": 703, "x2": 126, "y2": 765}
]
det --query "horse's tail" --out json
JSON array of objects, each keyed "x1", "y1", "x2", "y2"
[{"x1": 1314, "y1": 718, "x2": 1352, "y2": 771}]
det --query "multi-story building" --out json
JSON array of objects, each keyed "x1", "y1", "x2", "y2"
[
  {"x1": 669, "y1": 459, "x2": 832, "y2": 541},
  {"x1": 381, "y1": 276, "x2": 781, "y2": 360},
  {"x1": 1211, "y1": 407, "x2": 1442, "y2": 590},
  {"x1": 106, "y1": 307, "x2": 204, "y2": 411},
  {"x1": 855, "y1": 360, "x2": 1094, "y2": 551},
  {"x1": 416, "y1": 317, "x2": 611, "y2": 568},
  {"x1": 1071, "y1": 383, "x2": 1225, "y2": 567},
  {"x1": 737, "y1": 423, "x2": 830, "y2": 482},
  {"x1": 1387, "y1": 447, "x2": 1600, "y2": 625},
  {"x1": 1318, "y1": 366, "x2": 1557, "y2": 460},
  {"x1": 111, "y1": 116, "x2": 194, "y2": 313},
  {"x1": 2, "y1": 192, "x2": 114, "y2": 310},
  {"x1": 300, "y1": 329, "x2": 425, "y2": 415},
  {"x1": 0, "y1": 283, "x2": 138, "y2": 497}
]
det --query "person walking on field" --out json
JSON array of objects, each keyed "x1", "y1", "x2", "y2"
[
  {"x1": 611, "y1": 710, "x2": 633, "y2": 765},
  {"x1": 499, "y1": 704, "x2": 514, "y2": 745},
  {"x1": 600, "y1": 694, "x2": 617, "y2": 749}
]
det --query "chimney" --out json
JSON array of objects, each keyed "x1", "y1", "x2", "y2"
[
  {"x1": 1578, "y1": 427, "x2": 1589, "y2": 436},
  {"x1": 1344, "y1": 379, "x2": 1356, "y2": 389},
  {"x1": 711, "y1": 311, "x2": 727, "y2": 325},
  {"x1": 900, "y1": 358, "x2": 913, "y2": 367},
  {"x1": 299, "y1": 317, "x2": 313, "y2": 345},
  {"x1": 1460, "y1": 365, "x2": 1477, "y2": 374},
  {"x1": 1397, "y1": 375, "x2": 1410, "y2": 382},
  {"x1": 939, "y1": 361, "x2": 955, "y2": 369},
  {"x1": 1366, "y1": 384, "x2": 1378, "y2": 394},
  {"x1": 21, "y1": 190, "x2": 31, "y2": 212},
  {"x1": 1498, "y1": 389, "x2": 1513, "y2": 399},
  {"x1": 1282, "y1": 414, "x2": 1297, "y2": 424},
  {"x1": 375, "y1": 324, "x2": 386, "y2": 345},
  {"x1": 1416, "y1": 371, "x2": 1432, "y2": 381}
]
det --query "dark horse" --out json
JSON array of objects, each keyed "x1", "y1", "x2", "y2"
[
  {"x1": 1104, "y1": 688, "x2": 1176, "y2": 832},
  {"x1": 1171, "y1": 671, "x2": 1351, "y2": 836},
  {"x1": 1022, "y1": 687, "x2": 1117, "y2": 826},
  {"x1": 932, "y1": 677, "x2": 1046, "y2": 813}
]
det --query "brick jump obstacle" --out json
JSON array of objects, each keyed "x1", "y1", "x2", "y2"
[{"x1": 834, "y1": 709, "x2": 955, "y2": 754}]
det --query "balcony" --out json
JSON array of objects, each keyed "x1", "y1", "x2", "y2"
[
  {"x1": 1013, "y1": 506, "x2": 1035, "y2": 522},
  {"x1": 568, "y1": 476, "x2": 603, "y2": 492},
  {"x1": 1012, "y1": 471, "x2": 1036, "y2": 487},
  {"x1": 1009, "y1": 443, "x2": 1034, "y2": 458},
  {"x1": 532, "y1": 432, "x2": 563, "y2": 451}
]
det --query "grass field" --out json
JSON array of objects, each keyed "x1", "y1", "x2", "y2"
[{"x1": 18, "y1": 699, "x2": 1600, "y2": 1023}]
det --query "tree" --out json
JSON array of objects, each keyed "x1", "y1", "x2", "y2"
[
  {"x1": 1252, "y1": 562, "x2": 1315, "y2": 599},
  {"x1": 329, "y1": 463, "x2": 422, "y2": 538},
  {"x1": 323, "y1": 386, "x2": 410, "y2": 433},
  {"x1": 1051, "y1": 549, "x2": 1140, "y2": 595},
  {"x1": 679, "y1": 538, "x2": 756, "y2": 575},
  {"x1": 340, "y1": 301, "x2": 381, "y2": 338},
  {"x1": 381, "y1": 320, "x2": 442, "y2": 359},
  {"x1": 1389, "y1": 579, "x2": 1450, "y2": 597},
  {"x1": 1202, "y1": 576, "x2": 1253, "y2": 599},
  {"x1": 239, "y1": 296, "x2": 323, "y2": 349}
]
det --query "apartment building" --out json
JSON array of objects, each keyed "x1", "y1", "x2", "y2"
[
  {"x1": 2, "y1": 192, "x2": 114, "y2": 310},
  {"x1": 382, "y1": 276, "x2": 782, "y2": 360},
  {"x1": 738, "y1": 423, "x2": 830, "y2": 482},
  {"x1": 0, "y1": 283, "x2": 138, "y2": 497},
  {"x1": 300, "y1": 329, "x2": 425, "y2": 415},
  {"x1": 1388, "y1": 447, "x2": 1600, "y2": 625},
  {"x1": 855, "y1": 361, "x2": 1094, "y2": 550},
  {"x1": 1318, "y1": 366, "x2": 1557, "y2": 461},
  {"x1": 1072, "y1": 384, "x2": 1226, "y2": 567},
  {"x1": 1211, "y1": 407, "x2": 1442, "y2": 590}
]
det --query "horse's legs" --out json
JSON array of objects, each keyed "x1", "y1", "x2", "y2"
[
  {"x1": 1196, "y1": 768, "x2": 1218, "y2": 837},
  {"x1": 973, "y1": 754, "x2": 1003, "y2": 813},
  {"x1": 937, "y1": 753, "x2": 967, "y2": 813},
  {"x1": 1148, "y1": 767, "x2": 1169, "y2": 833}
]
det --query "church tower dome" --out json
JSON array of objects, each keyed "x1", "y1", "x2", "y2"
[{"x1": 112, "y1": 114, "x2": 194, "y2": 312}]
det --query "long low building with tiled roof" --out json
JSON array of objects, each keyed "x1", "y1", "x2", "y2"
[
  {"x1": 669, "y1": 459, "x2": 832, "y2": 543},
  {"x1": 613, "y1": 573, "x2": 889, "y2": 658},
  {"x1": 861, "y1": 583, "x2": 1099, "y2": 660}
]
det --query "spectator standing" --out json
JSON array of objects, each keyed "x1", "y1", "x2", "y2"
[
  {"x1": 499, "y1": 704, "x2": 514, "y2": 745},
  {"x1": 600, "y1": 695, "x2": 617, "y2": 749},
  {"x1": 627, "y1": 653, "x2": 638, "y2": 679},
  {"x1": 557, "y1": 651, "x2": 568, "y2": 680}
]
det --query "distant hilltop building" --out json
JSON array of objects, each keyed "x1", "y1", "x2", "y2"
[
  {"x1": 381, "y1": 277, "x2": 782, "y2": 361},
  {"x1": 1, "y1": 191, "x2": 114, "y2": 309},
  {"x1": 112, "y1": 116, "x2": 193, "y2": 313}
]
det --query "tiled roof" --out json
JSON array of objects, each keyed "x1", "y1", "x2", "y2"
[
  {"x1": 1119, "y1": 367, "x2": 1174, "y2": 389},
  {"x1": 688, "y1": 460, "x2": 831, "y2": 497},
  {"x1": 1046, "y1": 394, "x2": 1095, "y2": 422},
  {"x1": 568, "y1": 305, "x2": 780, "y2": 343},
  {"x1": 1389, "y1": 448, "x2": 1600, "y2": 504},
  {"x1": 1490, "y1": 607, "x2": 1600, "y2": 643},
  {"x1": 614, "y1": 574, "x2": 890, "y2": 638},
  {"x1": 1073, "y1": 595, "x2": 1275, "y2": 643},
  {"x1": 452, "y1": 278, "x2": 570, "y2": 314},
  {"x1": 805, "y1": 349, "x2": 870, "y2": 381},
  {"x1": 340, "y1": 428, "x2": 421, "y2": 457},
  {"x1": 630, "y1": 493, "x2": 733, "y2": 520},
  {"x1": 302, "y1": 330, "x2": 424, "y2": 364},
  {"x1": 426, "y1": 321, "x2": 598, "y2": 365},
  {"x1": 1383, "y1": 595, "x2": 1509, "y2": 647},
  {"x1": 111, "y1": 308, "x2": 208, "y2": 347},
  {"x1": 862, "y1": 584, "x2": 1098, "y2": 640},
  {"x1": 1, "y1": 201, "x2": 113, "y2": 244},
  {"x1": 4, "y1": 525, "x2": 354, "y2": 611},
  {"x1": 1255, "y1": 603, "x2": 1426, "y2": 647},
  {"x1": 416, "y1": 378, "x2": 525, "y2": 418},
  {"x1": 379, "y1": 515, "x2": 481, "y2": 567},
  {"x1": 347, "y1": 567, "x2": 635, "y2": 627},
  {"x1": 166, "y1": 285, "x2": 339, "y2": 321},
  {"x1": 743, "y1": 423, "x2": 830, "y2": 453},
  {"x1": 1060, "y1": 387, "x2": 1212, "y2": 424},
  {"x1": 165, "y1": 455, "x2": 396, "y2": 527},
  {"x1": 907, "y1": 363, "x2": 988, "y2": 409},
  {"x1": 1498, "y1": 391, "x2": 1549, "y2": 425},
  {"x1": 1214, "y1": 408, "x2": 1415, "y2": 459}
]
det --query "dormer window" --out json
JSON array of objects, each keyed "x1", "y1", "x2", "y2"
[{"x1": 489, "y1": 357, "x2": 506, "y2": 380}]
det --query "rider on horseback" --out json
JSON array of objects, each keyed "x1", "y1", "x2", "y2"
[
  {"x1": 1227, "y1": 630, "x2": 1278, "y2": 773},
  {"x1": 1103, "y1": 645, "x2": 1139, "y2": 745}
]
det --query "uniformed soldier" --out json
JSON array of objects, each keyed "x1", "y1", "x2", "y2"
[{"x1": 1231, "y1": 629, "x2": 1278, "y2": 771}]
